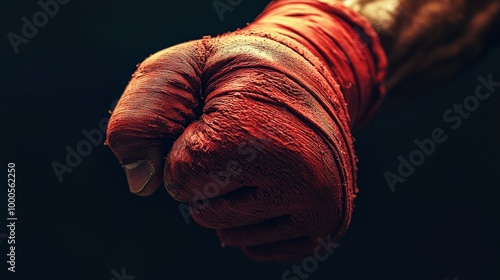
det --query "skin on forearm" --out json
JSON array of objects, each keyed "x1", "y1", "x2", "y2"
[{"x1": 337, "y1": 0, "x2": 500, "y2": 95}]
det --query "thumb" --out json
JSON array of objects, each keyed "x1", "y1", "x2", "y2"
[{"x1": 106, "y1": 39, "x2": 208, "y2": 196}]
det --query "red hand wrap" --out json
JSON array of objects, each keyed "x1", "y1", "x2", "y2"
[
  {"x1": 107, "y1": 0, "x2": 387, "y2": 261},
  {"x1": 247, "y1": 0, "x2": 388, "y2": 129}
]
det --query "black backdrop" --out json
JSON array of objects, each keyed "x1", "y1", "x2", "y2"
[{"x1": 0, "y1": 0, "x2": 499, "y2": 279}]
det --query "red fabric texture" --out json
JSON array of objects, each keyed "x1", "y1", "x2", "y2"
[{"x1": 106, "y1": 0, "x2": 387, "y2": 261}]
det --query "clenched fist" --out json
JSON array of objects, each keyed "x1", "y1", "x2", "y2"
[{"x1": 105, "y1": 0, "x2": 500, "y2": 261}]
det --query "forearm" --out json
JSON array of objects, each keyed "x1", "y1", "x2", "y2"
[
  {"x1": 246, "y1": 0, "x2": 500, "y2": 98},
  {"x1": 339, "y1": 0, "x2": 500, "y2": 95}
]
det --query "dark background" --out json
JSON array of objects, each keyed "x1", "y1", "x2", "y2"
[{"x1": 0, "y1": 0, "x2": 499, "y2": 279}]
